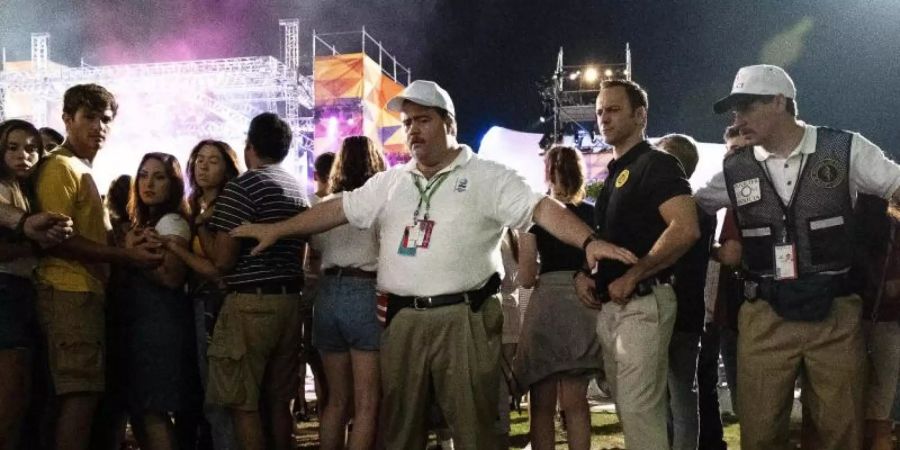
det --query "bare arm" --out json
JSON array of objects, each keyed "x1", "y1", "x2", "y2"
[
  {"x1": 0, "y1": 204, "x2": 73, "y2": 246},
  {"x1": 516, "y1": 233, "x2": 539, "y2": 289},
  {"x1": 531, "y1": 197, "x2": 638, "y2": 267},
  {"x1": 891, "y1": 186, "x2": 900, "y2": 205},
  {"x1": 230, "y1": 198, "x2": 348, "y2": 255},
  {"x1": 713, "y1": 239, "x2": 742, "y2": 267},
  {"x1": 165, "y1": 238, "x2": 220, "y2": 281},
  {"x1": 46, "y1": 234, "x2": 162, "y2": 269},
  {"x1": 144, "y1": 234, "x2": 189, "y2": 289},
  {"x1": 210, "y1": 228, "x2": 241, "y2": 275},
  {"x1": 607, "y1": 194, "x2": 700, "y2": 303}
]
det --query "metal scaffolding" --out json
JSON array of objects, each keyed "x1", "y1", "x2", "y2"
[
  {"x1": 539, "y1": 44, "x2": 632, "y2": 151},
  {"x1": 0, "y1": 20, "x2": 315, "y2": 150}
]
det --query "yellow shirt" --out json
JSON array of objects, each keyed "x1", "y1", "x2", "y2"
[{"x1": 35, "y1": 146, "x2": 110, "y2": 294}]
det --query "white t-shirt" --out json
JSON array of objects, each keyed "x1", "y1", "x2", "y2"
[
  {"x1": 342, "y1": 145, "x2": 545, "y2": 297},
  {"x1": 155, "y1": 213, "x2": 191, "y2": 240},
  {"x1": 696, "y1": 124, "x2": 900, "y2": 213},
  {"x1": 310, "y1": 192, "x2": 379, "y2": 272}
]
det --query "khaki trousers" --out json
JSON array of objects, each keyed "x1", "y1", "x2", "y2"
[
  {"x1": 737, "y1": 295, "x2": 865, "y2": 450},
  {"x1": 380, "y1": 295, "x2": 502, "y2": 450},
  {"x1": 596, "y1": 284, "x2": 677, "y2": 450}
]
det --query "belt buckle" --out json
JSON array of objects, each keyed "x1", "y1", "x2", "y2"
[{"x1": 413, "y1": 296, "x2": 432, "y2": 310}]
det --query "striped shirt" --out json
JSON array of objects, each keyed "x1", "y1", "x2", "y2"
[{"x1": 209, "y1": 165, "x2": 309, "y2": 288}]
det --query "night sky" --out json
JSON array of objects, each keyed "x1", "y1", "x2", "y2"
[{"x1": 2, "y1": 0, "x2": 900, "y2": 158}]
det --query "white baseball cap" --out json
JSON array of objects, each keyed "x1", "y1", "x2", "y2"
[
  {"x1": 386, "y1": 80, "x2": 456, "y2": 116},
  {"x1": 713, "y1": 64, "x2": 797, "y2": 114}
]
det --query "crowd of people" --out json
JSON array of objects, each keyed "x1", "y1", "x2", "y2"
[{"x1": 0, "y1": 63, "x2": 898, "y2": 450}]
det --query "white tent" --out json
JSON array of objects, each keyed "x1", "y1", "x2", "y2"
[{"x1": 477, "y1": 126, "x2": 726, "y2": 193}]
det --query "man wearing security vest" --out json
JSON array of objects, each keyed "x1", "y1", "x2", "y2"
[{"x1": 696, "y1": 64, "x2": 900, "y2": 450}]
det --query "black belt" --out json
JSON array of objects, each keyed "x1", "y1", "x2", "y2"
[
  {"x1": 595, "y1": 274, "x2": 675, "y2": 304},
  {"x1": 744, "y1": 273, "x2": 853, "y2": 301},
  {"x1": 323, "y1": 267, "x2": 377, "y2": 279},
  {"x1": 385, "y1": 273, "x2": 502, "y2": 326},
  {"x1": 229, "y1": 280, "x2": 302, "y2": 295}
]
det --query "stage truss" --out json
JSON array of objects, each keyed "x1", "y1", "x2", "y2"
[{"x1": 0, "y1": 22, "x2": 320, "y2": 192}]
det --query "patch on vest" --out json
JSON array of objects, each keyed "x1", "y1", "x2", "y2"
[
  {"x1": 811, "y1": 158, "x2": 843, "y2": 188},
  {"x1": 733, "y1": 178, "x2": 761, "y2": 207},
  {"x1": 615, "y1": 169, "x2": 630, "y2": 188}
]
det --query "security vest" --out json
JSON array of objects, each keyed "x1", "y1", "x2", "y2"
[{"x1": 723, "y1": 127, "x2": 853, "y2": 278}]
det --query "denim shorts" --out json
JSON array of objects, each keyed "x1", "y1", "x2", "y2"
[
  {"x1": 0, "y1": 273, "x2": 36, "y2": 350},
  {"x1": 312, "y1": 275, "x2": 381, "y2": 352}
]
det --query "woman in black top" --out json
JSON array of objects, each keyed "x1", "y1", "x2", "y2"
[{"x1": 513, "y1": 145, "x2": 601, "y2": 450}]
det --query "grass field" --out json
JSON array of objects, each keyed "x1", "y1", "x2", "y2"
[{"x1": 291, "y1": 409, "x2": 746, "y2": 449}]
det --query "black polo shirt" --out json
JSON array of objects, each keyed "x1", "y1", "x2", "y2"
[{"x1": 593, "y1": 140, "x2": 692, "y2": 291}]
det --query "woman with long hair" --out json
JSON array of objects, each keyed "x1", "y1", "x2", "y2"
[
  {"x1": 115, "y1": 152, "x2": 200, "y2": 450},
  {"x1": 163, "y1": 139, "x2": 241, "y2": 450},
  {"x1": 311, "y1": 135, "x2": 386, "y2": 450},
  {"x1": 513, "y1": 145, "x2": 600, "y2": 450},
  {"x1": 0, "y1": 119, "x2": 44, "y2": 449}
]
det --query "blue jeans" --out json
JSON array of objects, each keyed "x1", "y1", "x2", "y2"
[
  {"x1": 313, "y1": 275, "x2": 380, "y2": 352},
  {"x1": 669, "y1": 330, "x2": 700, "y2": 450}
]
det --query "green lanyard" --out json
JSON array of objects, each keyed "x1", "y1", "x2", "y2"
[{"x1": 411, "y1": 171, "x2": 452, "y2": 221}]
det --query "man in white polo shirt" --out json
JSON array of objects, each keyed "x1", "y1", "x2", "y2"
[
  {"x1": 231, "y1": 79, "x2": 637, "y2": 449},
  {"x1": 696, "y1": 64, "x2": 900, "y2": 450}
]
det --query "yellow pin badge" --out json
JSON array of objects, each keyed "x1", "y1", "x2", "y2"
[{"x1": 615, "y1": 169, "x2": 630, "y2": 188}]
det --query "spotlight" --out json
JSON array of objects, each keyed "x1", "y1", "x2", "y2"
[
  {"x1": 604, "y1": 69, "x2": 614, "y2": 77},
  {"x1": 539, "y1": 116, "x2": 546, "y2": 123},
  {"x1": 568, "y1": 70, "x2": 581, "y2": 81},
  {"x1": 346, "y1": 117, "x2": 356, "y2": 126},
  {"x1": 328, "y1": 117, "x2": 339, "y2": 127},
  {"x1": 583, "y1": 67, "x2": 599, "y2": 83}
]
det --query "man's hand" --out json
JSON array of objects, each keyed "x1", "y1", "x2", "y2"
[
  {"x1": 585, "y1": 239, "x2": 638, "y2": 268},
  {"x1": 230, "y1": 223, "x2": 280, "y2": 256},
  {"x1": 607, "y1": 272, "x2": 639, "y2": 305},
  {"x1": 24, "y1": 212, "x2": 73, "y2": 247},
  {"x1": 127, "y1": 241, "x2": 164, "y2": 269},
  {"x1": 574, "y1": 272, "x2": 602, "y2": 310}
]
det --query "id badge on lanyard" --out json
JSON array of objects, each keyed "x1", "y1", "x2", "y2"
[
  {"x1": 763, "y1": 156, "x2": 804, "y2": 281},
  {"x1": 397, "y1": 171, "x2": 449, "y2": 256},
  {"x1": 773, "y1": 243, "x2": 798, "y2": 280}
]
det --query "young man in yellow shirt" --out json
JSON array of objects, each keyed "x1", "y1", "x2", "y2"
[{"x1": 33, "y1": 84, "x2": 163, "y2": 450}]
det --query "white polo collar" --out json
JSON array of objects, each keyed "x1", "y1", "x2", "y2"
[
  {"x1": 753, "y1": 123, "x2": 816, "y2": 162},
  {"x1": 404, "y1": 145, "x2": 474, "y2": 177}
]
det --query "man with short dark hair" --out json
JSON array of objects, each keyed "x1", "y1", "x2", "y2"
[
  {"x1": 312, "y1": 151, "x2": 336, "y2": 203},
  {"x1": 205, "y1": 112, "x2": 309, "y2": 450},
  {"x1": 575, "y1": 79, "x2": 700, "y2": 449},
  {"x1": 656, "y1": 133, "x2": 717, "y2": 450},
  {"x1": 33, "y1": 83, "x2": 163, "y2": 450},
  {"x1": 697, "y1": 64, "x2": 900, "y2": 450},
  {"x1": 231, "y1": 79, "x2": 638, "y2": 449}
]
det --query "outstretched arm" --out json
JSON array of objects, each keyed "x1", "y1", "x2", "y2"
[
  {"x1": 230, "y1": 197, "x2": 348, "y2": 255},
  {"x1": 531, "y1": 197, "x2": 638, "y2": 267},
  {"x1": 0, "y1": 205, "x2": 73, "y2": 246}
]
